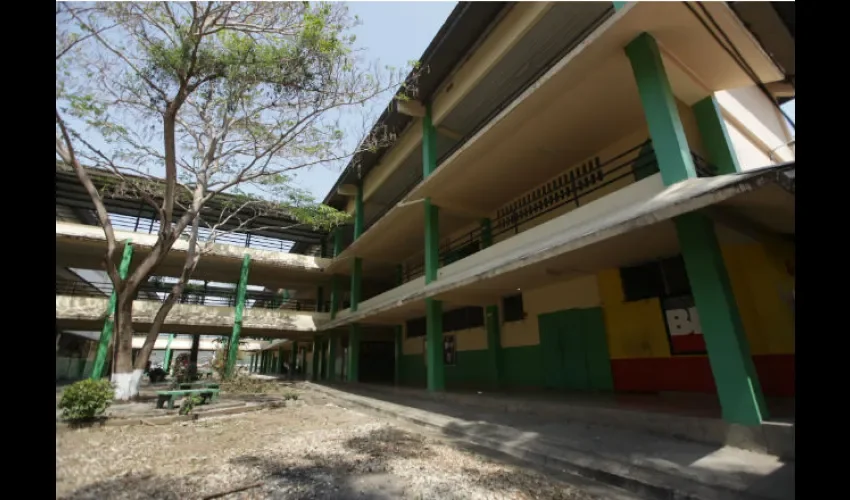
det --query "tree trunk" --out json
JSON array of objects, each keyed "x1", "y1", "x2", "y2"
[{"x1": 111, "y1": 294, "x2": 143, "y2": 400}]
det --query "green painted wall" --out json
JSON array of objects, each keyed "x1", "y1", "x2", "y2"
[
  {"x1": 499, "y1": 346, "x2": 544, "y2": 388},
  {"x1": 445, "y1": 350, "x2": 493, "y2": 389},
  {"x1": 399, "y1": 346, "x2": 548, "y2": 389},
  {"x1": 399, "y1": 354, "x2": 427, "y2": 387}
]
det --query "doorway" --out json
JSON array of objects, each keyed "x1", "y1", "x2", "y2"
[{"x1": 538, "y1": 308, "x2": 613, "y2": 391}]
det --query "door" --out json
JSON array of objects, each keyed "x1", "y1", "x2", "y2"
[
  {"x1": 539, "y1": 312, "x2": 568, "y2": 389},
  {"x1": 538, "y1": 308, "x2": 614, "y2": 391}
]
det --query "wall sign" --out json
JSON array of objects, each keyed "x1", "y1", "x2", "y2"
[
  {"x1": 661, "y1": 295, "x2": 706, "y2": 355},
  {"x1": 443, "y1": 335, "x2": 456, "y2": 366}
]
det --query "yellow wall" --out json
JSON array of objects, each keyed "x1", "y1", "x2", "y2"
[
  {"x1": 597, "y1": 240, "x2": 795, "y2": 360},
  {"x1": 501, "y1": 274, "x2": 601, "y2": 348}
]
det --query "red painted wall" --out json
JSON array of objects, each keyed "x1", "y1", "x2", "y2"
[{"x1": 610, "y1": 354, "x2": 795, "y2": 397}]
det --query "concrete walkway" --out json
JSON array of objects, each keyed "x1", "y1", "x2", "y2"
[{"x1": 307, "y1": 383, "x2": 794, "y2": 500}]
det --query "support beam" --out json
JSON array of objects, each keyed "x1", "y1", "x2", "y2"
[
  {"x1": 327, "y1": 336, "x2": 337, "y2": 381},
  {"x1": 693, "y1": 95, "x2": 741, "y2": 175},
  {"x1": 425, "y1": 298, "x2": 444, "y2": 391},
  {"x1": 311, "y1": 340, "x2": 320, "y2": 381},
  {"x1": 162, "y1": 334, "x2": 176, "y2": 374},
  {"x1": 353, "y1": 180, "x2": 364, "y2": 240},
  {"x1": 485, "y1": 306, "x2": 502, "y2": 389},
  {"x1": 348, "y1": 324, "x2": 361, "y2": 382},
  {"x1": 91, "y1": 240, "x2": 133, "y2": 380},
  {"x1": 625, "y1": 33, "x2": 697, "y2": 184},
  {"x1": 225, "y1": 254, "x2": 252, "y2": 378},
  {"x1": 394, "y1": 325, "x2": 403, "y2": 386},
  {"x1": 676, "y1": 213, "x2": 768, "y2": 425},
  {"x1": 396, "y1": 99, "x2": 426, "y2": 118},
  {"x1": 350, "y1": 258, "x2": 362, "y2": 312},
  {"x1": 627, "y1": 32, "x2": 767, "y2": 425},
  {"x1": 424, "y1": 199, "x2": 440, "y2": 284},
  {"x1": 290, "y1": 341, "x2": 299, "y2": 380}
]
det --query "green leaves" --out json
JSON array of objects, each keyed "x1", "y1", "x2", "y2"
[{"x1": 58, "y1": 379, "x2": 115, "y2": 421}]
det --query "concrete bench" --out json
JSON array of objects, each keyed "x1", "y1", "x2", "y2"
[
  {"x1": 177, "y1": 382, "x2": 220, "y2": 390},
  {"x1": 156, "y1": 389, "x2": 220, "y2": 410}
]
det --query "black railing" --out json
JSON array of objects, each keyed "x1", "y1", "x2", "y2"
[
  {"x1": 56, "y1": 279, "x2": 319, "y2": 312},
  {"x1": 397, "y1": 142, "x2": 718, "y2": 284},
  {"x1": 107, "y1": 214, "x2": 298, "y2": 253}
]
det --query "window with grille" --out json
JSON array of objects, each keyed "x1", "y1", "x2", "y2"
[
  {"x1": 502, "y1": 293, "x2": 525, "y2": 322},
  {"x1": 620, "y1": 255, "x2": 691, "y2": 302}
]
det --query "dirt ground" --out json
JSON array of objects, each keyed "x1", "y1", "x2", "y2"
[{"x1": 56, "y1": 388, "x2": 640, "y2": 500}]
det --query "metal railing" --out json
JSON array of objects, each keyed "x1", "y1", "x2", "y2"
[
  {"x1": 56, "y1": 279, "x2": 320, "y2": 311},
  {"x1": 107, "y1": 214, "x2": 299, "y2": 253},
  {"x1": 397, "y1": 142, "x2": 718, "y2": 283}
]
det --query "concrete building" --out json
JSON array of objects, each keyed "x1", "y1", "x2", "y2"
[{"x1": 55, "y1": 2, "x2": 795, "y2": 428}]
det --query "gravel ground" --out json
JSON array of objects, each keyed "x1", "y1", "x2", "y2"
[{"x1": 56, "y1": 394, "x2": 618, "y2": 500}]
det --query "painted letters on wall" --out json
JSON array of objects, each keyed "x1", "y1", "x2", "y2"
[{"x1": 661, "y1": 295, "x2": 706, "y2": 355}]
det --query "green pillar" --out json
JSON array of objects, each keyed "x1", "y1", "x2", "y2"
[
  {"x1": 612, "y1": 1, "x2": 628, "y2": 11},
  {"x1": 481, "y1": 218, "x2": 500, "y2": 388},
  {"x1": 162, "y1": 334, "x2": 176, "y2": 374},
  {"x1": 330, "y1": 275, "x2": 340, "y2": 320},
  {"x1": 625, "y1": 33, "x2": 697, "y2": 185},
  {"x1": 277, "y1": 347, "x2": 285, "y2": 375},
  {"x1": 333, "y1": 228, "x2": 343, "y2": 257},
  {"x1": 485, "y1": 306, "x2": 502, "y2": 389},
  {"x1": 248, "y1": 353, "x2": 255, "y2": 373},
  {"x1": 626, "y1": 32, "x2": 766, "y2": 425},
  {"x1": 300, "y1": 346, "x2": 307, "y2": 380},
  {"x1": 693, "y1": 95, "x2": 741, "y2": 175},
  {"x1": 316, "y1": 286, "x2": 324, "y2": 312},
  {"x1": 226, "y1": 254, "x2": 252, "y2": 378},
  {"x1": 327, "y1": 336, "x2": 337, "y2": 381},
  {"x1": 350, "y1": 258, "x2": 362, "y2": 311},
  {"x1": 320, "y1": 339, "x2": 328, "y2": 380},
  {"x1": 675, "y1": 214, "x2": 768, "y2": 424},
  {"x1": 394, "y1": 325, "x2": 403, "y2": 386},
  {"x1": 348, "y1": 324, "x2": 361, "y2": 382},
  {"x1": 311, "y1": 339, "x2": 320, "y2": 381},
  {"x1": 252, "y1": 352, "x2": 259, "y2": 373},
  {"x1": 422, "y1": 103, "x2": 444, "y2": 392},
  {"x1": 290, "y1": 341, "x2": 299, "y2": 380},
  {"x1": 354, "y1": 180, "x2": 364, "y2": 239},
  {"x1": 91, "y1": 240, "x2": 134, "y2": 380}
]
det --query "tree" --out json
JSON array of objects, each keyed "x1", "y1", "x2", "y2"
[{"x1": 56, "y1": 2, "x2": 415, "y2": 399}]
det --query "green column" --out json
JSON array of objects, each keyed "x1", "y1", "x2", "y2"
[
  {"x1": 354, "y1": 180, "x2": 364, "y2": 239},
  {"x1": 320, "y1": 339, "x2": 328, "y2": 380},
  {"x1": 675, "y1": 214, "x2": 768, "y2": 424},
  {"x1": 316, "y1": 286, "x2": 324, "y2": 312},
  {"x1": 348, "y1": 324, "x2": 361, "y2": 382},
  {"x1": 278, "y1": 347, "x2": 285, "y2": 374},
  {"x1": 626, "y1": 32, "x2": 766, "y2": 425},
  {"x1": 249, "y1": 353, "x2": 255, "y2": 373},
  {"x1": 485, "y1": 306, "x2": 502, "y2": 389},
  {"x1": 330, "y1": 275, "x2": 340, "y2": 320},
  {"x1": 612, "y1": 1, "x2": 628, "y2": 11},
  {"x1": 693, "y1": 95, "x2": 741, "y2": 175},
  {"x1": 300, "y1": 346, "x2": 307, "y2": 380},
  {"x1": 394, "y1": 325, "x2": 403, "y2": 386},
  {"x1": 481, "y1": 218, "x2": 500, "y2": 388},
  {"x1": 625, "y1": 33, "x2": 696, "y2": 185},
  {"x1": 422, "y1": 103, "x2": 444, "y2": 392},
  {"x1": 290, "y1": 341, "x2": 299, "y2": 380},
  {"x1": 333, "y1": 228, "x2": 343, "y2": 257},
  {"x1": 162, "y1": 334, "x2": 176, "y2": 374},
  {"x1": 91, "y1": 240, "x2": 134, "y2": 380},
  {"x1": 350, "y1": 258, "x2": 362, "y2": 311},
  {"x1": 311, "y1": 339, "x2": 320, "y2": 381},
  {"x1": 226, "y1": 254, "x2": 252, "y2": 378},
  {"x1": 252, "y1": 352, "x2": 258, "y2": 373},
  {"x1": 327, "y1": 335, "x2": 337, "y2": 381}
]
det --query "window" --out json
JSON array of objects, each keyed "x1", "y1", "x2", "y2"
[
  {"x1": 406, "y1": 316, "x2": 426, "y2": 338},
  {"x1": 502, "y1": 293, "x2": 524, "y2": 322},
  {"x1": 443, "y1": 306, "x2": 485, "y2": 333},
  {"x1": 620, "y1": 255, "x2": 692, "y2": 302}
]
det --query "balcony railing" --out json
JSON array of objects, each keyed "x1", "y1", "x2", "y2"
[
  {"x1": 56, "y1": 279, "x2": 320, "y2": 312},
  {"x1": 398, "y1": 141, "x2": 717, "y2": 283}
]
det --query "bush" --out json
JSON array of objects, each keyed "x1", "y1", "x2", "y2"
[{"x1": 59, "y1": 379, "x2": 115, "y2": 421}]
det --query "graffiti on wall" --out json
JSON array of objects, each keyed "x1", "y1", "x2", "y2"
[{"x1": 661, "y1": 295, "x2": 707, "y2": 355}]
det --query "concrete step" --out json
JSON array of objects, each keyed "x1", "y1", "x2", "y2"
[{"x1": 307, "y1": 383, "x2": 794, "y2": 500}]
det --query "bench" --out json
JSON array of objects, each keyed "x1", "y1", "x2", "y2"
[
  {"x1": 177, "y1": 382, "x2": 220, "y2": 390},
  {"x1": 156, "y1": 389, "x2": 220, "y2": 410}
]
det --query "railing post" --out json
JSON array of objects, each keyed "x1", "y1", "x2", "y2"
[
  {"x1": 225, "y1": 254, "x2": 252, "y2": 378},
  {"x1": 91, "y1": 240, "x2": 134, "y2": 380}
]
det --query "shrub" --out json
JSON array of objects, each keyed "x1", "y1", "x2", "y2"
[
  {"x1": 179, "y1": 394, "x2": 205, "y2": 415},
  {"x1": 59, "y1": 379, "x2": 115, "y2": 421}
]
